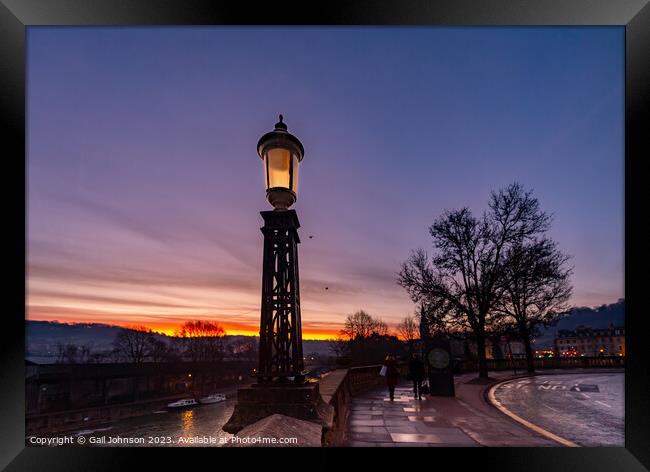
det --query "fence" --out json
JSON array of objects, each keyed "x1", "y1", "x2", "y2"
[{"x1": 455, "y1": 356, "x2": 625, "y2": 373}]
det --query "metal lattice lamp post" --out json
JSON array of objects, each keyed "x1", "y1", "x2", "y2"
[
  {"x1": 256, "y1": 114, "x2": 305, "y2": 383},
  {"x1": 223, "y1": 116, "x2": 331, "y2": 434}
]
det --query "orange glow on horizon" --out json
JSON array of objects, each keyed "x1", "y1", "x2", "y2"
[{"x1": 27, "y1": 317, "x2": 341, "y2": 341}]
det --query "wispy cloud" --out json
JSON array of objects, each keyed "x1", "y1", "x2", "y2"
[{"x1": 26, "y1": 27, "x2": 624, "y2": 338}]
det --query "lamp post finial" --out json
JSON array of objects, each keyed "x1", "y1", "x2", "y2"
[{"x1": 274, "y1": 114, "x2": 288, "y2": 131}]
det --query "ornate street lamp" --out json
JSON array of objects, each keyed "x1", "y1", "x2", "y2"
[
  {"x1": 223, "y1": 116, "x2": 327, "y2": 434},
  {"x1": 255, "y1": 115, "x2": 305, "y2": 383}
]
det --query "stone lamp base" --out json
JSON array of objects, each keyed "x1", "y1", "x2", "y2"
[{"x1": 223, "y1": 382, "x2": 333, "y2": 434}]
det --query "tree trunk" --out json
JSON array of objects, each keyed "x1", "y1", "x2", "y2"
[
  {"x1": 476, "y1": 333, "x2": 489, "y2": 379},
  {"x1": 521, "y1": 329, "x2": 535, "y2": 373}
]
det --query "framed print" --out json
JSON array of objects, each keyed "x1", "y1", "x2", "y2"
[{"x1": 1, "y1": 0, "x2": 649, "y2": 470}]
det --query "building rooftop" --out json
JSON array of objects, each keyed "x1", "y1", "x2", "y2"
[{"x1": 556, "y1": 325, "x2": 624, "y2": 339}]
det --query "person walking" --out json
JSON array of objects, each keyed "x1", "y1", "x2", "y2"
[
  {"x1": 383, "y1": 354, "x2": 399, "y2": 401},
  {"x1": 408, "y1": 353, "x2": 426, "y2": 400}
]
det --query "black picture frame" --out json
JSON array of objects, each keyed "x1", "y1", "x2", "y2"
[{"x1": 2, "y1": 0, "x2": 648, "y2": 470}]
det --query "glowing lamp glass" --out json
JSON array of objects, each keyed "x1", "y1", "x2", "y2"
[{"x1": 263, "y1": 147, "x2": 299, "y2": 194}]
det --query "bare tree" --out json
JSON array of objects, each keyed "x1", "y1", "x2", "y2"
[
  {"x1": 497, "y1": 237, "x2": 572, "y2": 372},
  {"x1": 396, "y1": 316, "x2": 418, "y2": 342},
  {"x1": 55, "y1": 342, "x2": 66, "y2": 364},
  {"x1": 176, "y1": 320, "x2": 226, "y2": 363},
  {"x1": 340, "y1": 310, "x2": 377, "y2": 341},
  {"x1": 146, "y1": 337, "x2": 178, "y2": 363},
  {"x1": 398, "y1": 183, "x2": 551, "y2": 379},
  {"x1": 112, "y1": 326, "x2": 154, "y2": 364},
  {"x1": 339, "y1": 311, "x2": 404, "y2": 364},
  {"x1": 88, "y1": 351, "x2": 108, "y2": 363},
  {"x1": 54, "y1": 343, "x2": 93, "y2": 364},
  {"x1": 78, "y1": 345, "x2": 91, "y2": 363},
  {"x1": 373, "y1": 319, "x2": 390, "y2": 337},
  {"x1": 328, "y1": 335, "x2": 350, "y2": 359},
  {"x1": 396, "y1": 316, "x2": 419, "y2": 352},
  {"x1": 55, "y1": 343, "x2": 78, "y2": 364}
]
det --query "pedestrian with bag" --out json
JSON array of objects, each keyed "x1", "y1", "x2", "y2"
[
  {"x1": 382, "y1": 354, "x2": 399, "y2": 401},
  {"x1": 408, "y1": 353, "x2": 426, "y2": 400}
]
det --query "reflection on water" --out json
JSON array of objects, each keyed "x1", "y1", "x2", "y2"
[
  {"x1": 182, "y1": 410, "x2": 194, "y2": 436},
  {"x1": 71, "y1": 399, "x2": 235, "y2": 447}
]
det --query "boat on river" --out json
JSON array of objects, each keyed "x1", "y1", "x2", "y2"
[
  {"x1": 198, "y1": 393, "x2": 226, "y2": 404},
  {"x1": 167, "y1": 398, "x2": 198, "y2": 409}
]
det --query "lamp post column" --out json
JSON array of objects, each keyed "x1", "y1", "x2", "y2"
[{"x1": 258, "y1": 209, "x2": 304, "y2": 383}]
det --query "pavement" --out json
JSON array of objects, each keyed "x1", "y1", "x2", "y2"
[
  {"x1": 345, "y1": 371, "x2": 559, "y2": 447},
  {"x1": 490, "y1": 372, "x2": 624, "y2": 446}
]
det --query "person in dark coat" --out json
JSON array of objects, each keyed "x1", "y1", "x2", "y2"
[
  {"x1": 383, "y1": 355, "x2": 399, "y2": 401},
  {"x1": 408, "y1": 353, "x2": 426, "y2": 400}
]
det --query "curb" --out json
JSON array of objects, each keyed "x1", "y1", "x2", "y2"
[{"x1": 485, "y1": 377, "x2": 579, "y2": 447}]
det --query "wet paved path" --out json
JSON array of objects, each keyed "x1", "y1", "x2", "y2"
[
  {"x1": 346, "y1": 374, "x2": 557, "y2": 447},
  {"x1": 491, "y1": 372, "x2": 624, "y2": 446}
]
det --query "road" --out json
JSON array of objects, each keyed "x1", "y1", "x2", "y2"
[{"x1": 491, "y1": 372, "x2": 624, "y2": 446}]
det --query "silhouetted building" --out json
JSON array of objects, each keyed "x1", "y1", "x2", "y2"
[{"x1": 554, "y1": 325, "x2": 625, "y2": 357}]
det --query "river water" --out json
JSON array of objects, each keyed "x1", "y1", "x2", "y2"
[{"x1": 69, "y1": 398, "x2": 236, "y2": 447}]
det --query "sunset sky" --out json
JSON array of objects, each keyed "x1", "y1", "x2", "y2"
[{"x1": 26, "y1": 27, "x2": 624, "y2": 339}]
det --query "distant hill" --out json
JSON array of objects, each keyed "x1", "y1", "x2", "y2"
[
  {"x1": 25, "y1": 320, "x2": 333, "y2": 363},
  {"x1": 533, "y1": 299, "x2": 625, "y2": 349},
  {"x1": 25, "y1": 321, "x2": 169, "y2": 363},
  {"x1": 31, "y1": 301, "x2": 620, "y2": 361},
  {"x1": 303, "y1": 340, "x2": 334, "y2": 357}
]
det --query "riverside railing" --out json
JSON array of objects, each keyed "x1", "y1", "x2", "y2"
[{"x1": 454, "y1": 356, "x2": 625, "y2": 373}]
